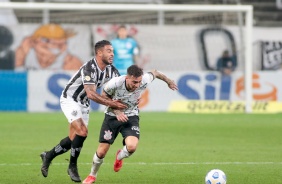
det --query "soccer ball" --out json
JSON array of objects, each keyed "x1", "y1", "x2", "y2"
[{"x1": 205, "y1": 169, "x2": 227, "y2": 184}]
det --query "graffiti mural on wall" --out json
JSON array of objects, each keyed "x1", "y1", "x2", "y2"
[{"x1": 15, "y1": 24, "x2": 84, "y2": 71}]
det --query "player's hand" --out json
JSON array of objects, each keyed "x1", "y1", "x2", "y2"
[
  {"x1": 168, "y1": 80, "x2": 178, "y2": 91},
  {"x1": 110, "y1": 100, "x2": 127, "y2": 110},
  {"x1": 116, "y1": 112, "x2": 128, "y2": 122}
]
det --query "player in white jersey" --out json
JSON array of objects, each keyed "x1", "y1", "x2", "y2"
[
  {"x1": 39, "y1": 40, "x2": 127, "y2": 183},
  {"x1": 82, "y1": 64, "x2": 178, "y2": 184}
]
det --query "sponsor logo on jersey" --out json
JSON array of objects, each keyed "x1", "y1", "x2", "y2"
[{"x1": 131, "y1": 126, "x2": 140, "y2": 134}]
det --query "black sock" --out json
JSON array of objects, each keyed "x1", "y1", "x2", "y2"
[
  {"x1": 69, "y1": 135, "x2": 86, "y2": 166},
  {"x1": 47, "y1": 136, "x2": 72, "y2": 160}
]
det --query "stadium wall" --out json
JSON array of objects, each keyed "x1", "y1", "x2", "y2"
[
  {"x1": 3, "y1": 24, "x2": 282, "y2": 72},
  {"x1": 1, "y1": 70, "x2": 282, "y2": 113},
  {"x1": 1, "y1": 24, "x2": 282, "y2": 113}
]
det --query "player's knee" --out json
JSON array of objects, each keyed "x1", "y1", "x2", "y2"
[
  {"x1": 126, "y1": 144, "x2": 137, "y2": 153},
  {"x1": 71, "y1": 120, "x2": 88, "y2": 137},
  {"x1": 76, "y1": 131, "x2": 87, "y2": 137},
  {"x1": 82, "y1": 132, "x2": 88, "y2": 137},
  {"x1": 96, "y1": 150, "x2": 107, "y2": 158},
  {"x1": 76, "y1": 127, "x2": 88, "y2": 137}
]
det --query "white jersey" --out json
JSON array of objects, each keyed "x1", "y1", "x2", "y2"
[{"x1": 103, "y1": 72, "x2": 154, "y2": 116}]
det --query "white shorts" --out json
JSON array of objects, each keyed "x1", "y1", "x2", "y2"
[{"x1": 60, "y1": 95, "x2": 90, "y2": 126}]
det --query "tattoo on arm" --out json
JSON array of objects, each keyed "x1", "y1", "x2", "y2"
[
  {"x1": 151, "y1": 70, "x2": 173, "y2": 85},
  {"x1": 113, "y1": 109, "x2": 123, "y2": 115},
  {"x1": 101, "y1": 90, "x2": 112, "y2": 100}
]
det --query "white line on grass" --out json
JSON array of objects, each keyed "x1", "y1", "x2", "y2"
[{"x1": 1, "y1": 162, "x2": 282, "y2": 166}]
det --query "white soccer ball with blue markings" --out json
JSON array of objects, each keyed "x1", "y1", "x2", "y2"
[{"x1": 205, "y1": 169, "x2": 227, "y2": 184}]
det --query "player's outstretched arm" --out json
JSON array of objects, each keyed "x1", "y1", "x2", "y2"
[
  {"x1": 84, "y1": 84, "x2": 127, "y2": 110},
  {"x1": 151, "y1": 70, "x2": 178, "y2": 91}
]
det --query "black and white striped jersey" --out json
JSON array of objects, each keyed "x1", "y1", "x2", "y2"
[{"x1": 62, "y1": 58, "x2": 120, "y2": 107}]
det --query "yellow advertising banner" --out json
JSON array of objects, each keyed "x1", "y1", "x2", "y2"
[{"x1": 168, "y1": 100, "x2": 282, "y2": 113}]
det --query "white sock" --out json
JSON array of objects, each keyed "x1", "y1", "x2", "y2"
[
  {"x1": 90, "y1": 153, "x2": 103, "y2": 177},
  {"x1": 117, "y1": 146, "x2": 132, "y2": 160}
]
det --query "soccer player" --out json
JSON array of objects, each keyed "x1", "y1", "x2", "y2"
[
  {"x1": 40, "y1": 40, "x2": 127, "y2": 182},
  {"x1": 82, "y1": 64, "x2": 178, "y2": 184}
]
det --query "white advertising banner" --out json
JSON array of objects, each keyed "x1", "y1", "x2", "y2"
[
  {"x1": 28, "y1": 70, "x2": 75, "y2": 112},
  {"x1": 28, "y1": 70, "x2": 282, "y2": 113}
]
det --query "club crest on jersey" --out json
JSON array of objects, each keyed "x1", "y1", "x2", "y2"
[
  {"x1": 84, "y1": 76, "x2": 91, "y2": 81},
  {"x1": 71, "y1": 110, "x2": 77, "y2": 116},
  {"x1": 104, "y1": 130, "x2": 112, "y2": 140}
]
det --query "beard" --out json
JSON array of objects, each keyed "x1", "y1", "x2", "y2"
[{"x1": 102, "y1": 56, "x2": 111, "y2": 65}]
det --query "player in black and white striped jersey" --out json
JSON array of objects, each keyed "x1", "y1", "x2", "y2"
[{"x1": 40, "y1": 40, "x2": 127, "y2": 183}]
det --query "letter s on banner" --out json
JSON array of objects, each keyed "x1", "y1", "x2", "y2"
[
  {"x1": 178, "y1": 74, "x2": 200, "y2": 99},
  {"x1": 46, "y1": 73, "x2": 70, "y2": 110}
]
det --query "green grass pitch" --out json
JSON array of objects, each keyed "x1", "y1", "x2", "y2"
[{"x1": 0, "y1": 112, "x2": 282, "y2": 184}]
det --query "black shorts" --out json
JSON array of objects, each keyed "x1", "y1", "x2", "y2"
[{"x1": 99, "y1": 114, "x2": 140, "y2": 145}]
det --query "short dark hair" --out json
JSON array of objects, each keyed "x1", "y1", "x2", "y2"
[
  {"x1": 95, "y1": 40, "x2": 111, "y2": 54},
  {"x1": 127, "y1": 65, "x2": 143, "y2": 77}
]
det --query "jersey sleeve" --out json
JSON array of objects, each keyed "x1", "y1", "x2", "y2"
[
  {"x1": 143, "y1": 72, "x2": 154, "y2": 84},
  {"x1": 81, "y1": 63, "x2": 97, "y2": 85},
  {"x1": 103, "y1": 77, "x2": 117, "y2": 96}
]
